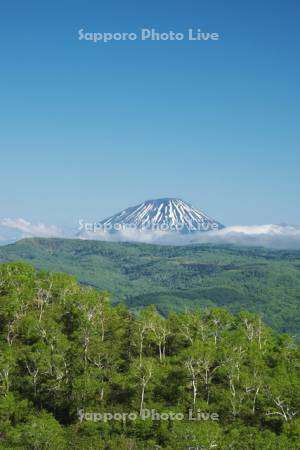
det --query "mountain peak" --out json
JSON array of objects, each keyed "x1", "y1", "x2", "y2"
[
  {"x1": 100, "y1": 198, "x2": 224, "y2": 233},
  {"x1": 146, "y1": 197, "x2": 184, "y2": 202}
]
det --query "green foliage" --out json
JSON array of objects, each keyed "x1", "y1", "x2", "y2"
[
  {"x1": 1, "y1": 238, "x2": 300, "y2": 338},
  {"x1": 0, "y1": 262, "x2": 300, "y2": 449}
]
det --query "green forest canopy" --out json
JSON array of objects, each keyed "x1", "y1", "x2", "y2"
[
  {"x1": 1, "y1": 238, "x2": 300, "y2": 338},
  {"x1": 0, "y1": 262, "x2": 300, "y2": 449}
]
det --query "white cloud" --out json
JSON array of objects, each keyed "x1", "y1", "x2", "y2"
[
  {"x1": 188, "y1": 224, "x2": 300, "y2": 249},
  {"x1": 79, "y1": 224, "x2": 300, "y2": 249},
  {"x1": 0, "y1": 217, "x2": 63, "y2": 242},
  {"x1": 1, "y1": 218, "x2": 300, "y2": 250}
]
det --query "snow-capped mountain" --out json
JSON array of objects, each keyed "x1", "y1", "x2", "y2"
[{"x1": 99, "y1": 198, "x2": 224, "y2": 233}]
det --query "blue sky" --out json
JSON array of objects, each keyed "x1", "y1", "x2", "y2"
[{"x1": 0, "y1": 0, "x2": 299, "y2": 227}]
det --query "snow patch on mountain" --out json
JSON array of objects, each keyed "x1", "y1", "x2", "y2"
[{"x1": 98, "y1": 198, "x2": 224, "y2": 233}]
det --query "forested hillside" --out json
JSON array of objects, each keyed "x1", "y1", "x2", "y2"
[
  {"x1": 0, "y1": 262, "x2": 300, "y2": 449},
  {"x1": 1, "y1": 238, "x2": 300, "y2": 338}
]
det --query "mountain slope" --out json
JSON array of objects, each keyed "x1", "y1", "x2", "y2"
[
  {"x1": 99, "y1": 198, "x2": 224, "y2": 232},
  {"x1": 0, "y1": 238, "x2": 300, "y2": 337}
]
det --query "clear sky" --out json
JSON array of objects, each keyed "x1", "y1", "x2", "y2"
[{"x1": 1, "y1": 0, "x2": 299, "y2": 227}]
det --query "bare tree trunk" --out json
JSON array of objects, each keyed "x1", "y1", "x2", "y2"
[
  {"x1": 140, "y1": 384, "x2": 145, "y2": 416},
  {"x1": 192, "y1": 377, "x2": 197, "y2": 408}
]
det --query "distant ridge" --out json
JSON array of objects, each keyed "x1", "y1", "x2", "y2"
[{"x1": 0, "y1": 237, "x2": 300, "y2": 339}]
